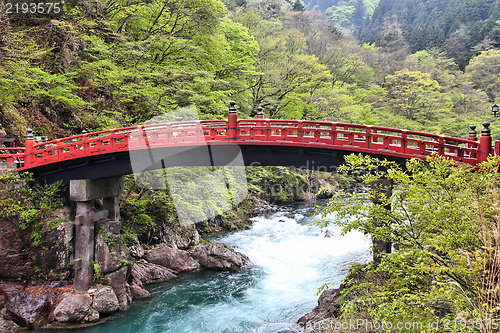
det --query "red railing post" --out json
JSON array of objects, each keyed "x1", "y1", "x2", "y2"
[
  {"x1": 439, "y1": 135, "x2": 445, "y2": 156},
  {"x1": 365, "y1": 125, "x2": 371, "y2": 149},
  {"x1": 466, "y1": 125, "x2": 477, "y2": 159},
  {"x1": 495, "y1": 140, "x2": 500, "y2": 156},
  {"x1": 314, "y1": 125, "x2": 320, "y2": 142},
  {"x1": 467, "y1": 125, "x2": 477, "y2": 142},
  {"x1": 256, "y1": 106, "x2": 264, "y2": 126},
  {"x1": 401, "y1": 130, "x2": 407, "y2": 153},
  {"x1": 298, "y1": 121, "x2": 303, "y2": 143},
  {"x1": 255, "y1": 106, "x2": 264, "y2": 139},
  {"x1": 227, "y1": 100, "x2": 238, "y2": 140},
  {"x1": 479, "y1": 122, "x2": 492, "y2": 163},
  {"x1": 331, "y1": 123, "x2": 336, "y2": 145},
  {"x1": 24, "y1": 128, "x2": 35, "y2": 166}
]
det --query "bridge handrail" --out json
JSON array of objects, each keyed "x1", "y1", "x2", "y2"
[
  {"x1": 18, "y1": 118, "x2": 492, "y2": 170},
  {"x1": 0, "y1": 147, "x2": 26, "y2": 164}
]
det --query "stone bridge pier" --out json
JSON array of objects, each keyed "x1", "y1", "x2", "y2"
[{"x1": 69, "y1": 176, "x2": 124, "y2": 291}]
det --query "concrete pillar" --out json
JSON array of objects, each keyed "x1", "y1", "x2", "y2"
[
  {"x1": 370, "y1": 178, "x2": 393, "y2": 265},
  {"x1": 74, "y1": 201, "x2": 95, "y2": 291},
  {"x1": 70, "y1": 176, "x2": 124, "y2": 291},
  {"x1": 103, "y1": 196, "x2": 121, "y2": 235},
  {"x1": 103, "y1": 196, "x2": 120, "y2": 222}
]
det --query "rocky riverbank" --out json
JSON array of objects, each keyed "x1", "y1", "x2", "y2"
[
  {"x1": 296, "y1": 265, "x2": 368, "y2": 333},
  {"x1": 0, "y1": 164, "x2": 351, "y2": 332},
  {"x1": 0, "y1": 211, "x2": 253, "y2": 331},
  {"x1": 0, "y1": 170, "x2": 262, "y2": 331}
]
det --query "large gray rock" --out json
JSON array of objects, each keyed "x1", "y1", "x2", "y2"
[
  {"x1": 0, "y1": 316, "x2": 21, "y2": 333},
  {"x1": 0, "y1": 217, "x2": 34, "y2": 279},
  {"x1": 128, "y1": 259, "x2": 177, "y2": 299},
  {"x1": 145, "y1": 244, "x2": 200, "y2": 272},
  {"x1": 103, "y1": 266, "x2": 131, "y2": 310},
  {"x1": 297, "y1": 289, "x2": 342, "y2": 326},
  {"x1": 155, "y1": 221, "x2": 200, "y2": 250},
  {"x1": 0, "y1": 215, "x2": 72, "y2": 281},
  {"x1": 93, "y1": 287, "x2": 119, "y2": 314},
  {"x1": 0, "y1": 282, "x2": 24, "y2": 309},
  {"x1": 129, "y1": 283, "x2": 150, "y2": 299},
  {"x1": 189, "y1": 242, "x2": 251, "y2": 271},
  {"x1": 130, "y1": 259, "x2": 177, "y2": 287},
  {"x1": 53, "y1": 294, "x2": 92, "y2": 323},
  {"x1": 4, "y1": 291, "x2": 52, "y2": 328}
]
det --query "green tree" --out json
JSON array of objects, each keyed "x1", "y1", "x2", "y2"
[
  {"x1": 317, "y1": 154, "x2": 500, "y2": 330},
  {"x1": 352, "y1": 0, "x2": 366, "y2": 28},
  {"x1": 382, "y1": 69, "x2": 442, "y2": 120},
  {"x1": 292, "y1": 0, "x2": 306, "y2": 11},
  {"x1": 465, "y1": 49, "x2": 500, "y2": 101}
]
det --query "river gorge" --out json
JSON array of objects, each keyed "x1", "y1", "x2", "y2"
[{"x1": 34, "y1": 201, "x2": 370, "y2": 333}]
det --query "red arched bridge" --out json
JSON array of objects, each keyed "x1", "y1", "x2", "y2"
[
  {"x1": 0, "y1": 102, "x2": 500, "y2": 183},
  {"x1": 1, "y1": 102, "x2": 499, "y2": 292},
  {"x1": 1, "y1": 103, "x2": 498, "y2": 184}
]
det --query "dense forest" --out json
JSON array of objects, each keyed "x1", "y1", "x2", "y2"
[
  {"x1": 360, "y1": 0, "x2": 500, "y2": 69},
  {"x1": 1, "y1": 0, "x2": 500, "y2": 142},
  {"x1": 2, "y1": 1, "x2": 500, "y2": 330}
]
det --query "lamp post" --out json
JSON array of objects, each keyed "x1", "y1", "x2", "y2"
[{"x1": 492, "y1": 104, "x2": 499, "y2": 117}]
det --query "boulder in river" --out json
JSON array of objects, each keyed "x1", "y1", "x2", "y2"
[
  {"x1": 0, "y1": 316, "x2": 21, "y2": 333},
  {"x1": 130, "y1": 259, "x2": 177, "y2": 286},
  {"x1": 297, "y1": 288, "x2": 342, "y2": 327},
  {"x1": 129, "y1": 259, "x2": 178, "y2": 299},
  {"x1": 53, "y1": 294, "x2": 92, "y2": 323},
  {"x1": 189, "y1": 242, "x2": 252, "y2": 271},
  {"x1": 93, "y1": 286, "x2": 119, "y2": 314},
  {"x1": 3, "y1": 291, "x2": 52, "y2": 328},
  {"x1": 104, "y1": 266, "x2": 132, "y2": 311},
  {"x1": 145, "y1": 244, "x2": 200, "y2": 272}
]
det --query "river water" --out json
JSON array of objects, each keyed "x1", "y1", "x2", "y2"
[{"x1": 38, "y1": 201, "x2": 370, "y2": 333}]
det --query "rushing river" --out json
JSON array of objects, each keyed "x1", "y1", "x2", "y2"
[{"x1": 37, "y1": 201, "x2": 371, "y2": 333}]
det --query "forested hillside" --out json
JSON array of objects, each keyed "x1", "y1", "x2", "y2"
[
  {"x1": 0, "y1": 0, "x2": 499, "y2": 141},
  {"x1": 304, "y1": 0, "x2": 379, "y2": 30}
]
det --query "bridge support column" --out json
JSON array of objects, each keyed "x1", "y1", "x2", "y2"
[
  {"x1": 103, "y1": 195, "x2": 121, "y2": 234},
  {"x1": 370, "y1": 178, "x2": 393, "y2": 265},
  {"x1": 74, "y1": 201, "x2": 95, "y2": 291},
  {"x1": 70, "y1": 176, "x2": 124, "y2": 291}
]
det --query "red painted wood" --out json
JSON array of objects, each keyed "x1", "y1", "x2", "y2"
[
  {"x1": 0, "y1": 147, "x2": 25, "y2": 163},
  {"x1": 16, "y1": 119, "x2": 493, "y2": 171}
]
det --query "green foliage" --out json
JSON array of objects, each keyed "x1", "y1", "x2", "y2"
[
  {"x1": 246, "y1": 166, "x2": 307, "y2": 203},
  {"x1": 360, "y1": 0, "x2": 500, "y2": 67},
  {"x1": 93, "y1": 261, "x2": 103, "y2": 284},
  {"x1": 0, "y1": 172, "x2": 66, "y2": 246},
  {"x1": 317, "y1": 154, "x2": 500, "y2": 330},
  {"x1": 382, "y1": 69, "x2": 443, "y2": 121},
  {"x1": 466, "y1": 49, "x2": 500, "y2": 100}
]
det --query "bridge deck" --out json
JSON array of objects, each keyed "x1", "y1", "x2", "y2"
[{"x1": 1, "y1": 118, "x2": 496, "y2": 183}]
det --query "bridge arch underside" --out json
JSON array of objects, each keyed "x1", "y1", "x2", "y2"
[{"x1": 25, "y1": 144, "x2": 409, "y2": 184}]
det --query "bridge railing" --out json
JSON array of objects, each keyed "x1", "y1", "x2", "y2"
[
  {"x1": 18, "y1": 114, "x2": 492, "y2": 170},
  {"x1": 0, "y1": 147, "x2": 25, "y2": 165},
  {"x1": 235, "y1": 120, "x2": 482, "y2": 165}
]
